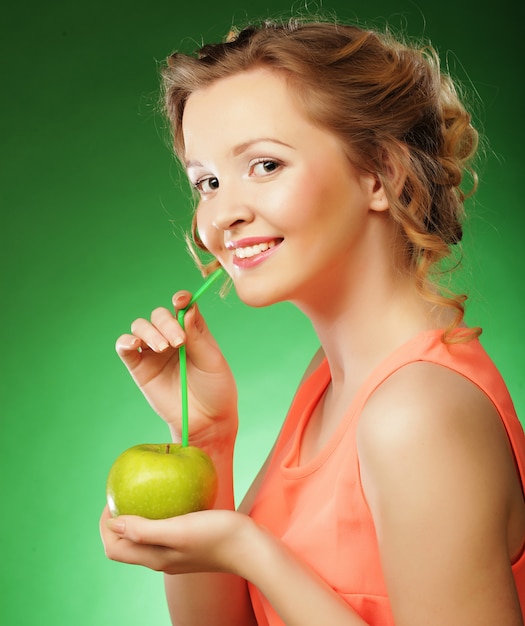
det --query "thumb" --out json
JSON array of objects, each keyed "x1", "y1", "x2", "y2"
[
  {"x1": 106, "y1": 515, "x2": 165, "y2": 544},
  {"x1": 105, "y1": 515, "x2": 128, "y2": 536},
  {"x1": 181, "y1": 305, "x2": 225, "y2": 372},
  {"x1": 105, "y1": 514, "x2": 190, "y2": 546}
]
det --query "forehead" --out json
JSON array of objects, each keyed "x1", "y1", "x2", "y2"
[{"x1": 182, "y1": 68, "x2": 310, "y2": 158}]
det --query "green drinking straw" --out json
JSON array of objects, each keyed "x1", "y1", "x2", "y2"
[{"x1": 176, "y1": 267, "x2": 225, "y2": 447}]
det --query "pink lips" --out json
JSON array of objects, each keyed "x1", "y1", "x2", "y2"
[{"x1": 226, "y1": 237, "x2": 283, "y2": 269}]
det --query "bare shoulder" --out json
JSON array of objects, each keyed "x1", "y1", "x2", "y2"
[
  {"x1": 356, "y1": 360, "x2": 520, "y2": 514},
  {"x1": 357, "y1": 360, "x2": 513, "y2": 471},
  {"x1": 356, "y1": 361, "x2": 524, "y2": 624}
]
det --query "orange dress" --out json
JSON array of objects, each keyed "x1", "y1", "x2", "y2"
[{"x1": 248, "y1": 329, "x2": 525, "y2": 625}]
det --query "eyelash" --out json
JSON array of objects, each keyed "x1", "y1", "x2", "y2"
[
  {"x1": 193, "y1": 176, "x2": 219, "y2": 195},
  {"x1": 192, "y1": 158, "x2": 282, "y2": 195},
  {"x1": 249, "y1": 158, "x2": 282, "y2": 176}
]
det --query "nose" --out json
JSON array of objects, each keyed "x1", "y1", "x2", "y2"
[{"x1": 211, "y1": 184, "x2": 254, "y2": 231}]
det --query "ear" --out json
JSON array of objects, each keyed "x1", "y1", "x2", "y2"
[{"x1": 368, "y1": 148, "x2": 408, "y2": 213}]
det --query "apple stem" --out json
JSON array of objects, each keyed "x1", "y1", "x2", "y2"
[
  {"x1": 166, "y1": 444, "x2": 170, "y2": 454},
  {"x1": 176, "y1": 268, "x2": 225, "y2": 447}
]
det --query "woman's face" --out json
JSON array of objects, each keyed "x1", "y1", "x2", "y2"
[{"x1": 182, "y1": 67, "x2": 381, "y2": 309}]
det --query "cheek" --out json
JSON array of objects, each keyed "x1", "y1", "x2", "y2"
[
  {"x1": 194, "y1": 208, "x2": 215, "y2": 253},
  {"x1": 277, "y1": 167, "x2": 339, "y2": 229},
  {"x1": 263, "y1": 170, "x2": 327, "y2": 231}
]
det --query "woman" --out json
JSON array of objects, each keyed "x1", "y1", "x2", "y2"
[{"x1": 101, "y1": 19, "x2": 525, "y2": 625}]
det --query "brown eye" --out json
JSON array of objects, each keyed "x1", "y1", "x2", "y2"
[
  {"x1": 251, "y1": 159, "x2": 281, "y2": 176},
  {"x1": 195, "y1": 176, "x2": 220, "y2": 194}
]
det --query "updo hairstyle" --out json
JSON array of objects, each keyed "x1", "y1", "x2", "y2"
[{"x1": 161, "y1": 19, "x2": 480, "y2": 340}]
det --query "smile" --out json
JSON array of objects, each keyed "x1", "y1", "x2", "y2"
[
  {"x1": 226, "y1": 237, "x2": 283, "y2": 269},
  {"x1": 233, "y1": 240, "x2": 279, "y2": 259}
]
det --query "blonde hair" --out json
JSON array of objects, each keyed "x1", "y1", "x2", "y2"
[{"x1": 161, "y1": 19, "x2": 480, "y2": 341}]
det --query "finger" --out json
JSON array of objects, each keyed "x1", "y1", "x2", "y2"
[
  {"x1": 105, "y1": 514, "x2": 191, "y2": 547},
  {"x1": 129, "y1": 316, "x2": 174, "y2": 353},
  {"x1": 102, "y1": 513, "x2": 174, "y2": 571},
  {"x1": 115, "y1": 333, "x2": 144, "y2": 369},
  {"x1": 172, "y1": 290, "x2": 193, "y2": 313},
  {"x1": 172, "y1": 288, "x2": 225, "y2": 372},
  {"x1": 100, "y1": 504, "x2": 112, "y2": 535},
  {"x1": 100, "y1": 506, "x2": 125, "y2": 557},
  {"x1": 115, "y1": 333, "x2": 143, "y2": 355},
  {"x1": 104, "y1": 514, "x2": 190, "y2": 572},
  {"x1": 150, "y1": 307, "x2": 186, "y2": 349},
  {"x1": 180, "y1": 305, "x2": 225, "y2": 372}
]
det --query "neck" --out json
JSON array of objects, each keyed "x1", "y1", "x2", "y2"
[{"x1": 291, "y1": 223, "x2": 449, "y2": 395}]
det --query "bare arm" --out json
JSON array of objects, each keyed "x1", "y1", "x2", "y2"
[
  {"x1": 234, "y1": 520, "x2": 368, "y2": 626},
  {"x1": 104, "y1": 345, "x2": 370, "y2": 626},
  {"x1": 103, "y1": 506, "x2": 368, "y2": 626},
  {"x1": 159, "y1": 344, "x2": 369, "y2": 626},
  {"x1": 102, "y1": 441, "x2": 257, "y2": 626},
  {"x1": 104, "y1": 290, "x2": 256, "y2": 625},
  {"x1": 164, "y1": 573, "x2": 255, "y2": 626},
  {"x1": 357, "y1": 362, "x2": 524, "y2": 625},
  {"x1": 103, "y1": 339, "x2": 325, "y2": 625},
  {"x1": 103, "y1": 345, "x2": 524, "y2": 624},
  {"x1": 163, "y1": 443, "x2": 257, "y2": 626},
  {"x1": 164, "y1": 345, "x2": 327, "y2": 624}
]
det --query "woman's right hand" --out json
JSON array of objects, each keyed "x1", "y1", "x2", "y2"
[{"x1": 115, "y1": 289, "x2": 238, "y2": 446}]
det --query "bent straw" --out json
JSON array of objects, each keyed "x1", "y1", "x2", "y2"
[{"x1": 176, "y1": 268, "x2": 225, "y2": 447}]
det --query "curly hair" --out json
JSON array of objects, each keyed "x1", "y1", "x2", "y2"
[{"x1": 160, "y1": 19, "x2": 480, "y2": 341}]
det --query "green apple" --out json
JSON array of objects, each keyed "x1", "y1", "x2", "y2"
[{"x1": 106, "y1": 443, "x2": 218, "y2": 519}]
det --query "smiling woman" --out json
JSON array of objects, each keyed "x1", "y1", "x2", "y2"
[
  {"x1": 100, "y1": 16, "x2": 525, "y2": 626},
  {"x1": 164, "y1": 23, "x2": 479, "y2": 338},
  {"x1": 182, "y1": 67, "x2": 380, "y2": 310}
]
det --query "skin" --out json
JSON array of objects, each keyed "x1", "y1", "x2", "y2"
[{"x1": 100, "y1": 68, "x2": 525, "y2": 625}]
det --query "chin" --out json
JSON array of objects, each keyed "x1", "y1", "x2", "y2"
[
  {"x1": 237, "y1": 292, "x2": 279, "y2": 309},
  {"x1": 234, "y1": 283, "x2": 286, "y2": 309}
]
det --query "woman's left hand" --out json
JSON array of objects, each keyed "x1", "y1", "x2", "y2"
[
  {"x1": 100, "y1": 506, "x2": 253, "y2": 576},
  {"x1": 101, "y1": 506, "x2": 371, "y2": 625}
]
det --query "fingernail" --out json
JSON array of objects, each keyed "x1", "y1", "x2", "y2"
[
  {"x1": 157, "y1": 340, "x2": 170, "y2": 352},
  {"x1": 106, "y1": 518, "x2": 126, "y2": 535},
  {"x1": 173, "y1": 335, "x2": 184, "y2": 348}
]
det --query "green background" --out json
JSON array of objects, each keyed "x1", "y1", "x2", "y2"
[{"x1": 1, "y1": 0, "x2": 523, "y2": 624}]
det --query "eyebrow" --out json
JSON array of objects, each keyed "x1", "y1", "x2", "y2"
[
  {"x1": 184, "y1": 137, "x2": 294, "y2": 169},
  {"x1": 231, "y1": 137, "x2": 294, "y2": 156}
]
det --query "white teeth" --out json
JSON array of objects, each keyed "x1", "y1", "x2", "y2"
[{"x1": 234, "y1": 240, "x2": 277, "y2": 259}]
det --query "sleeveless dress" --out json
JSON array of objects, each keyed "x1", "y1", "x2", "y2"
[{"x1": 248, "y1": 329, "x2": 525, "y2": 625}]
